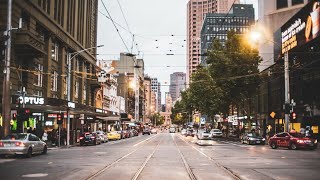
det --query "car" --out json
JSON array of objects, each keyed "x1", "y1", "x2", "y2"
[
  {"x1": 241, "y1": 132, "x2": 265, "y2": 145},
  {"x1": 94, "y1": 131, "x2": 108, "y2": 143},
  {"x1": 181, "y1": 129, "x2": 187, "y2": 135},
  {"x1": 107, "y1": 131, "x2": 121, "y2": 140},
  {"x1": 210, "y1": 129, "x2": 223, "y2": 138},
  {"x1": 143, "y1": 127, "x2": 151, "y2": 135},
  {"x1": 169, "y1": 127, "x2": 176, "y2": 133},
  {"x1": 116, "y1": 131, "x2": 125, "y2": 139},
  {"x1": 269, "y1": 132, "x2": 318, "y2": 150},
  {"x1": 80, "y1": 132, "x2": 100, "y2": 146},
  {"x1": 185, "y1": 129, "x2": 195, "y2": 137},
  {"x1": 131, "y1": 129, "x2": 139, "y2": 136},
  {"x1": 0, "y1": 133, "x2": 47, "y2": 158},
  {"x1": 151, "y1": 128, "x2": 157, "y2": 134},
  {"x1": 197, "y1": 129, "x2": 211, "y2": 140}
]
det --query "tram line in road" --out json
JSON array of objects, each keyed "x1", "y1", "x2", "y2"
[{"x1": 85, "y1": 134, "x2": 162, "y2": 180}]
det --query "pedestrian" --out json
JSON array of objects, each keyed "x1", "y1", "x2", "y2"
[{"x1": 42, "y1": 130, "x2": 48, "y2": 142}]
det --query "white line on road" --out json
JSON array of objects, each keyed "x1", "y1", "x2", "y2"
[{"x1": 133, "y1": 134, "x2": 158, "y2": 147}]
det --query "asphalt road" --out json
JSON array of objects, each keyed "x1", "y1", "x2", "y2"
[{"x1": 0, "y1": 133, "x2": 319, "y2": 180}]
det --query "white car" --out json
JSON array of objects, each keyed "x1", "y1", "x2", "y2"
[
  {"x1": 181, "y1": 129, "x2": 187, "y2": 135},
  {"x1": 169, "y1": 127, "x2": 176, "y2": 133},
  {"x1": 197, "y1": 129, "x2": 211, "y2": 140},
  {"x1": 210, "y1": 129, "x2": 223, "y2": 138},
  {"x1": 151, "y1": 128, "x2": 157, "y2": 134},
  {"x1": 94, "y1": 131, "x2": 108, "y2": 143}
]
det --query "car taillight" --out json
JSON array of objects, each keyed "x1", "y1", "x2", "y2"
[
  {"x1": 297, "y1": 140, "x2": 304, "y2": 143},
  {"x1": 80, "y1": 137, "x2": 84, "y2": 140},
  {"x1": 0, "y1": 142, "x2": 3, "y2": 147},
  {"x1": 15, "y1": 142, "x2": 25, "y2": 147},
  {"x1": 91, "y1": 137, "x2": 95, "y2": 139}
]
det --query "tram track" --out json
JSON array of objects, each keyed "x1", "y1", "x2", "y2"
[{"x1": 85, "y1": 134, "x2": 162, "y2": 180}]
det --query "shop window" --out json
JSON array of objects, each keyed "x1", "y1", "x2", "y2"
[
  {"x1": 51, "y1": 71, "x2": 58, "y2": 91},
  {"x1": 276, "y1": 0, "x2": 288, "y2": 9}
]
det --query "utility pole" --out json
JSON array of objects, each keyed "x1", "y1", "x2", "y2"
[
  {"x1": 2, "y1": 0, "x2": 13, "y2": 137},
  {"x1": 66, "y1": 53, "x2": 71, "y2": 146},
  {"x1": 284, "y1": 51, "x2": 290, "y2": 132}
]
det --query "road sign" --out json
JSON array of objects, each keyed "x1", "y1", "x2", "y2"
[
  {"x1": 200, "y1": 117, "x2": 205, "y2": 124},
  {"x1": 270, "y1": 112, "x2": 276, "y2": 118}
]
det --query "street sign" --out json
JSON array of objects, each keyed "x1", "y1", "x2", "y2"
[
  {"x1": 200, "y1": 117, "x2": 205, "y2": 124},
  {"x1": 232, "y1": 119, "x2": 238, "y2": 126},
  {"x1": 270, "y1": 112, "x2": 276, "y2": 118}
]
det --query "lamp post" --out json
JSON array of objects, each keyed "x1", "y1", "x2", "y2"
[
  {"x1": 66, "y1": 45, "x2": 103, "y2": 146},
  {"x1": 249, "y1": 30, "x2": 290, "y2": 132}
]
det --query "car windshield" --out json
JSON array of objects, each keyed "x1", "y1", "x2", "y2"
[
  {"x1": 247, "y1": 133, "x2": 260, "y2": 137},
  {"x1": 2, "y1": 134, "x2": 27, "y2": 140},
  {"x1": 211, "y1": 129, "x2": 221, "y2": 133},
  {"x1": 290, "y1": 133, "x2": 305, "y2": 138}
]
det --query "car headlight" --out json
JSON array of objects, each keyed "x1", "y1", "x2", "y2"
[
  {"x1": 262, "y1": 138, "x2": 265, "y2": 141},
  {"x1": 249, "y1": 138, "x2": 254, "y2": 140},
  {"x1": 315, "y1": 139, "x2": 318, "y2": 144}
]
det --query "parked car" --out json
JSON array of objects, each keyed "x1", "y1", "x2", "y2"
[
  {"x1": 269, "y1": 132, "x2": 318, "y2": 150},
  {"x1": 94, "y1": 131, "x2": 108, "y2": 143},
  {"x1": 0, "y1": 133, "x2": 47, "y2": 158},
  {"x1": 116, "y1": 131, "x2": 125, "y2": 139},
  {"x1": 143, "y1": 127, "x2": 151, "y2": 135},
  {"x1": 122, "y1": 130, "x2": 130, "y2": 138},
  {"x1": 80, "y1": 132, "x2": 100, "y2": 146},
  {"x1": 130, "y1": 129, "x2": 139, "y2": 136},
  {"x1": 151, "y1": 128, "x2": 157, "y2": 134},
  {"x1": 107, "y1": 131, "x2": 121, "y2": 140},
  {"x1": 210, "y1": 129, "x2": 223, "y2": 138},
  {"x1": 241, "y1": 133, "x2": 265, "y2": 145},
  {"x1": 197, "y1": 129, "x2": 211, "y2": 140}
]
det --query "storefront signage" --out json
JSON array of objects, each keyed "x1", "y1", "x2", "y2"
[
  {"x1": 96, "y1": 109, "x2": 103, "y2": 113},
  {"x1": 32, "y1": 113, "x2": 42, "y2": 116},
  {"x1": 68, "y1": 102, "x2": 75, "y2": 108},
  {"x1": 48, "y1": 114, "x2": 57, "y2": 118},
  {"x1": 19, "y1": 96, "x2": 44, "y2": 105},
  {"x1": 281, "y1": 0, "x2": 320, "y2": 54}
]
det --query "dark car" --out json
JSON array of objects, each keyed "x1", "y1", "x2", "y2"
[
  {"x1": 79, "y1": 132, "x2": 100, "y2": 146},
  {"x1": 269, "y1": 132, "x2": 318, "y2": 150},
  {"x1": 241, "y1": 133, "x2": 266, "y2": 145},
  {"x1": 130, "y1": 129, "x2": 139, "y2": 136}
]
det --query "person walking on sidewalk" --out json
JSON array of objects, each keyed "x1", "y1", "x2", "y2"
[{"x1": 42, "y1": 130, "x2": 48, "y2": 142}]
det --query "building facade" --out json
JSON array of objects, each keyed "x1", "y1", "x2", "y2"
[
  {"x1": 169, "y1": 72, "x2": 186, "y2": 102},
  {"x1": 186, "y1": 0, "x2": 239, "y2": 83},
  {"x1": 151, "y1": 78, "x2": 161, "y2": 112},
  {"x1": 160, "y1": 93, "x2": 173, "y2": 125},
  {"x1": 257, "y1": 0, "x2": 309, "y2": 71},
  {"x1": 144, "y1": 76, "x2": 152, "y2": 122},
  {"x1": 0, "y1": 0, "x2": 104, "y2": 140},
  {"x1": 200, "y1": 4, "x2": 255, "y2": 65}
]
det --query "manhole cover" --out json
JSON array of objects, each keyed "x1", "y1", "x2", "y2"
[{"x1": 21, "y1": 173, "x2": 48, "y2": 178}]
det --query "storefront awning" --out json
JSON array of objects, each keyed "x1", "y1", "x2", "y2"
[{"x1": 96, "y1": 116, "x2": 120, "y2": 121}]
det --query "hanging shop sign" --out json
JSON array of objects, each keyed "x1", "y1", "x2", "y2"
[
  {"x1": 281, "y1": 0, "x2": 320, "y2": 54},
  {"x1": 68, "y1": 102, "x2": 75, "y2": 108},
  {"x1": 18, "y1": 96, "x2": 45, "y2": 105}
]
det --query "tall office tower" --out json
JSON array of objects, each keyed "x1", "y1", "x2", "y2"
[
  {"x1": 186, "y1": 0, "x2": 239, "y2": 83},
  {"x1": 200, "y1": 4, "x2": 255, "y2": 65},
  {"x1": 151, "y1": 78, "x2": 161, "y2": 112},
  {"x1": 169, "y1": 72, "x2": 186, "y2": 102},
  {"x1": 144, "y1": 76, "x2": 152, "y2": 121},
  {"x1": 257, "y1": 0, "x2": 308, "y2": 71}
]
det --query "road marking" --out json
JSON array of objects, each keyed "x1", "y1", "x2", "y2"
[
  {"x1": 21, "y1": 173, "x2": 48, "y2": 178},
  {"x1": 0, "y1": 159, "x2": 16, "y2": 164},
  {"x1": 133, "y1": 134, "x2": 158, "y2": 147}
]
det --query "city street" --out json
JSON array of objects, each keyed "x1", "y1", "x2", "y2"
[{"x1": 0, "y1": 132, "x2": 319, "y2": 180}]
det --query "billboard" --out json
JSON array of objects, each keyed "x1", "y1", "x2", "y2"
[{"x1": 281, "y1": 0, "x2": 320, "y2": 54}]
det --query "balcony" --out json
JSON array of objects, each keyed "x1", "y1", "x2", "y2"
[{"x1": 14, "y1": 30, "x2": 46, "y2": 55}]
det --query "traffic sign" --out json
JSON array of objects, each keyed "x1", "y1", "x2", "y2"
[{"x1": 270, "y1": 112, "x2": 276, "y2": 118}]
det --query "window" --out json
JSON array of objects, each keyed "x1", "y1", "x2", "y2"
[
  {"x1": 34, "y1": 63, "x2": 43, "y2": 87},
  {"x1": 292, "y1": 0, "x2": 303, "y2": 5},
  {"x1": 83, "y1": 81, "x2": 87, "y2": 102},
  {"x1": 277, "y1": 0, "x2": 288, "y2": 9},
  {"x1": 63, "y1": 76, "x2": 67, "y2": 96},
  {"x1": 51, "y1": 71, "x2": 58, "y2": 91},
  {"x1": 75, "y1": 58, "x2": 80, "y2": 72},
  {"x1": 75, "y1": 80, "x2": 79, "y2": 99},
  {"x1": 51, "y1": 42, "x2": 59, "y2": 61}
]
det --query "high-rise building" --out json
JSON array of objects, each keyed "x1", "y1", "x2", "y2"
[
  {"x1": 144, "y1": 76, "x2": 152, "y2": 122},
  {"x1": 169, "y1": 72, "x2": 186, "y2": 102},
  {"x1": 200, "y1": 4, "x2": 255, "y2": 65},
  {"x1": 151, "y1": 78, "x2": 161, "y2": 112},
  {"x1": 0, "y1": 0, "x2": 100, "y2": 137},
  {"x1": 186, "y1": 0, "x2": 239, "y2": 83},
  {"x1": 257, "y1": 0, "x2": 308, "y2": 71}
]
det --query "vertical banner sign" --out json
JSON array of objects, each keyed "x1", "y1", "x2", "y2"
[{"x1": 281, "y1": 0, "x2": 320, "y2": 54}]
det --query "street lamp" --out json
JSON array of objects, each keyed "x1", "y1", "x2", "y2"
[{"x1": 66, "y1": 45, "x2": 104, "y2": 146}]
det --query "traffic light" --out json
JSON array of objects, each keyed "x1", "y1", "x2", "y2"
[
  {"x1": 57, "y1": 113, "x2": 64, "y2": 124},
  {"x1": 12, "y1": 113, "x2": 17, "y2": 120},
  {"x1": 291, "y1": 112, "x2": 297, "y2": 121},
  {"x1": 18, "y1": 109, "x2": 30, "y2": 121}
]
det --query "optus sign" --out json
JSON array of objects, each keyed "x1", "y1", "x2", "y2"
[
  {"x1": 18, "y1": 96, "x2": 45, "y2": 105},
  {"x1": 281, "y1": 0, "x2": 320, "y2": 54}
]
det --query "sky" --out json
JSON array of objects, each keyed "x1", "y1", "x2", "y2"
[{"x1": 97, "y1": 0, "x2": 258, "y2": 103}]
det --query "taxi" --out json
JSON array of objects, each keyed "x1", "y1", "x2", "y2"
[
  {"x1": 269, "y1": 132, "x2": 318, "y2": 150},
  {"x1": 107, "y1": 131, "x2": 121, "y2": 140}
]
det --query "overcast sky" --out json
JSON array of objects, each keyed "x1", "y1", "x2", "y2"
[{"x1": 97, "y1": 0, "x2": 258, "y2": 103}]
